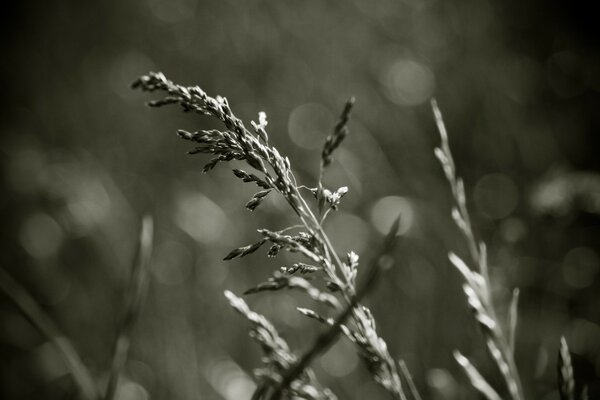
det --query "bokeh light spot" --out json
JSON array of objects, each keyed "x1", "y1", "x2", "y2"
[
  {"x1": 320, "y1": 339, "x2": 358, "y2": 378},
  {"x1": 568, "y1": 318, "x2": 600, "y2": 356},
  {"x1": 116, "y1": 381, "x2": 149, "y2": 400},
  {"x1": 222, "y1": 375, "x2": 256, "y2": 400},
  {"x1": 426, "y1": 368, "x2": 457, "y2": 398},
  {"x1": 33, "y1": 341, "x2": 68, "y2": 381},
  {"x1": 152, "y1": 240, "x2": 193, "y2": 286},
  {"x1": 473, "y1": 173, "x2": 518, "y2": 219},
  {"x1": 288, "y1": 103, "x2": 333, "y2": 150},
  {"x1": 326, "y1": 211, "x2": 370, "y2": 254},
  {"x1": 206, "y1": 358, "x2": 255, "y2": 400},
  {"x1": 174, "y1": 192, "x2": 227, "y2": 244},
  {"x1": 19, "y1": 213, "x2": 64, "y2": 259},
  {"x1": 562, "y1": 247, "x2": 599, "y2": 289},
  {"x1": 64, "y1": 179, "x2": 112, "y2": 234},
  {"x1": 381, "y1": 58, "x2": 435, "y2": 106},
  {"x1": 499, "y1": 217, "x2": 527, "y2": 243},
  {"x1": 146, "y1": 0, "x2": 197, "y2": 23},
  {"x1": 370, "y1": 196, "x2": 415, "y2": 236}
]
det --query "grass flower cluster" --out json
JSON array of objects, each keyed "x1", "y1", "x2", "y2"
[
  {"x1": 130, "y1": 72, "x2": 591, "y2": 400},
  {"x1": 132, "y1": 72, "x2": 417, "y2": 400}
]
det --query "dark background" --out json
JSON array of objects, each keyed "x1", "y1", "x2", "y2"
[{"x1": 1, "y1": 1, "x2": 599, "y2": 399}]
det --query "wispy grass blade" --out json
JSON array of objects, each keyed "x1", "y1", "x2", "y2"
[
  {"x1": 317, "y1": 97, "x2": 355, "y2": 216},
  {"x1": 454, "y1": 351, "x2": 502, "y2": 400},
  {"x1": 268, "y1": 215, "x2": 403, "y2": 400},
  {"x1": 432, "y1": 99, "x2": 524, "y2": 400},
  {"x1": 104, "y1": 216, "x2": 154, "y2": 400},
  {"x1": 225, "y1": 291, "x2": 336, "y2": 400},
  {"x1": 320, "y1": 97, "x2": 355, "y2": 171},
  {"x1": 398, "y1": 360, "x2": 422, "y2": 400}
]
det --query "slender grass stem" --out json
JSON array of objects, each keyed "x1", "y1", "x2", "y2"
[
  {"x1": 104, "y1": 216, "x2": 154, "y2": 400},
  {"x1": 432, "y1": 99, "x2": 524, "y2": 400}
]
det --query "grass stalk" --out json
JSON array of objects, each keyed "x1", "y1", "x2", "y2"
[
  {"x1": 431, "y1": 99, "x2": 525, "y2": 400},
  {"x1": 103, "y1": 216, "x2": 154, "y2": 400}
]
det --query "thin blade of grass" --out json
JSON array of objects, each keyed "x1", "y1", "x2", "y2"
[
  {"x1": 104, "y1": 216, "x2": 154, "y2": 400},
  {"x1": 0, "y1": 267, "x2": 99, "y2": 400},
  {"x1": 454, "y1": 351, "x2": 502, "y2": 400},
  {"x1": 398, "y1": 359, "x2": 422, "y2": 400},
  {"x1": 433, "y1": 99, "x2": 524, "y2": 400},
  {"x1": 320, "y1": 97, "x2": 355, "y2": 171},
  {"x1": 266, "y1": 216, "x2": 402, "y2": 400}
]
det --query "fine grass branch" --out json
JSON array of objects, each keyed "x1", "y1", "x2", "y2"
[
  {"x1": 268, "y1": 216, "x2": 402, "y2": 400},
  {"x1": 558, "y1": 337, "x2": 588, "y2": 400},
  {"x1": 431, "y1": 99, "x2": 525, "y2": 400},
  {"x1": 225, "y1": 291, "x2": 336, "y2": 400},
  {"x1": 432, "y1": 100, "x2": 590, "y2": 400},
  {"x1": 104, "y1": 216, "x2": 154, "y2": 400},
  {"x1": 133, "y1": 71, "x2": 413, "y2": 399}
]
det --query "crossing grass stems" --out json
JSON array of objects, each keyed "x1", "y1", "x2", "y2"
[
  {"x1": 0, "y1": 72, "x2": 586, "y2": 400},
  {"x1": 132, "y1": 72, "x2": 417, "y2": 400},
  {"x1": 132, "y1": 72, "x2": 588, "y2": 400}
]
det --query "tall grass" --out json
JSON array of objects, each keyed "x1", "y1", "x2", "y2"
[
  {"x1": 0, "y1": 72, "x2": 587, "y2": 400},
  {"x1": 131, "y1": 72, "x2": 589, "y2": 400},
  {"x1": 432, "y1": 100, "x2": 523, "y2": 400},
  {"x1": 431, "y1": 100, "x2": 588, "y2": 400}
]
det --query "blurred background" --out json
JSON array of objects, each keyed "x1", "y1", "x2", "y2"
[{"x1": 1, "y1": 0, "x2": 599, "y2": 399}]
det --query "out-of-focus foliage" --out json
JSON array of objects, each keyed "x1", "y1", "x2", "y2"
[{"x1": 1, "y1": 0, "x2": 599, "y2": 399}]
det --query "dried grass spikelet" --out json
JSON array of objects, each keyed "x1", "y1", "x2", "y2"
[
  {"x1": 432, "y1": 99, "x2": 524, "y2": 400},
  {"x1": 558, "y1": 337, "x2": 576, "y2": 400},
  {"x1": 134, "y1": 72, "x2": 414, "y2": 400},
  {"x1": 454, "y1": 351, "x2": 502, "y2": 400},
  {"x1": 224, "y1": 291, "x2": 336, "y2": 400}
]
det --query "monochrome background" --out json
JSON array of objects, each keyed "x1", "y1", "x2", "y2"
[{"x1": 1, "y1": 0, "x2": 599, "y2": 399}]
